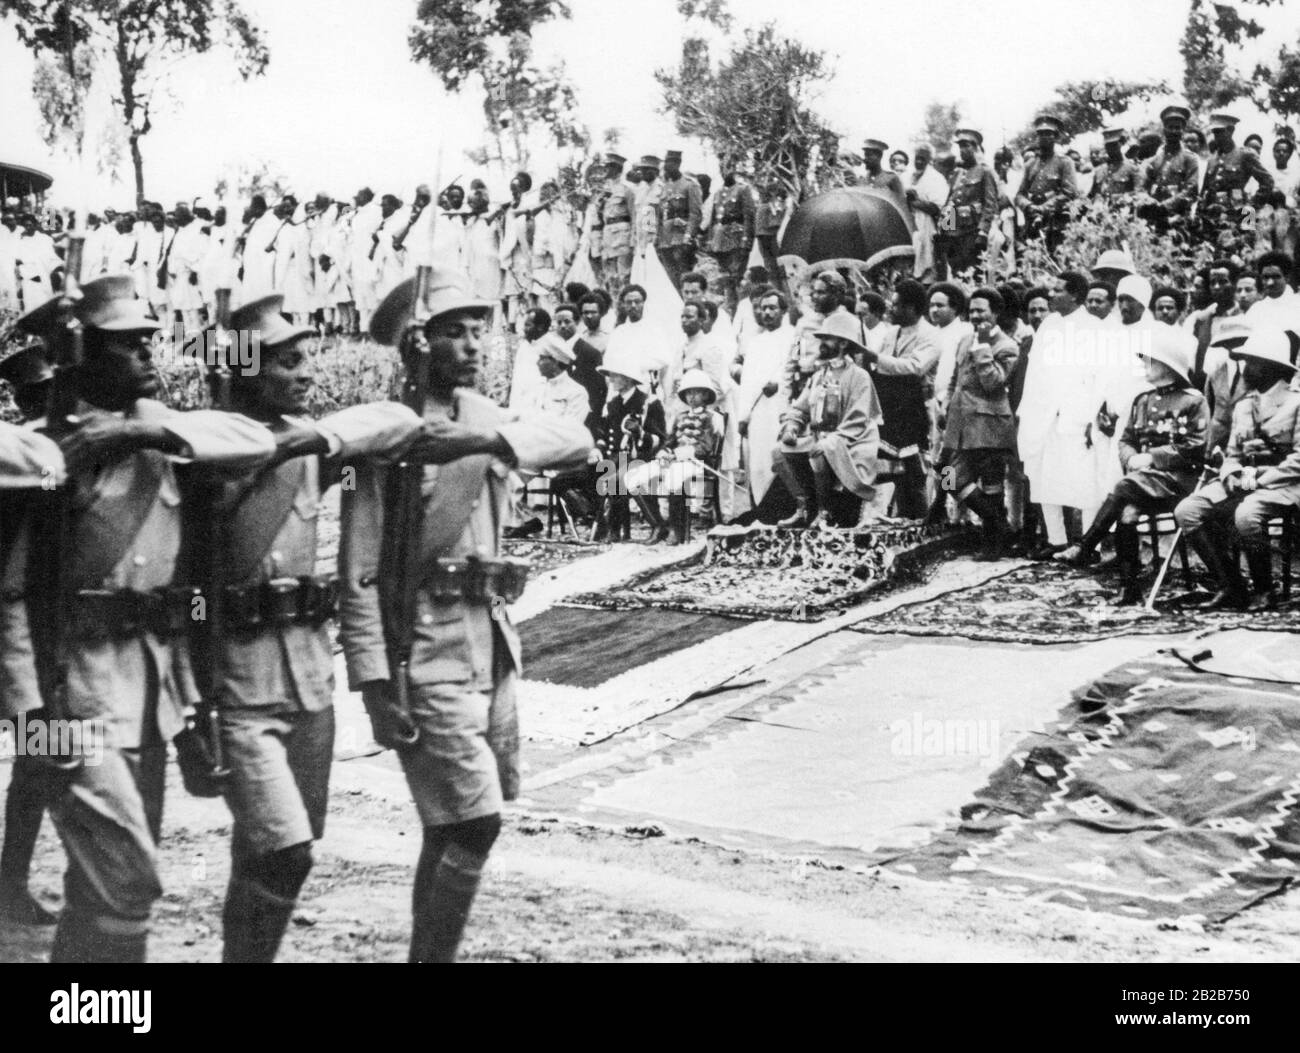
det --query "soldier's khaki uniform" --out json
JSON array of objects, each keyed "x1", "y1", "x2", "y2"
[
  {"x1": 935, "y1": 163, "x2": 999, "y2": 279},
  {"x1": 195, "y1": 403, "x2": 420, "y2": 962},
  {"x1": 339, "y1": 389, "x2": 591, "y2": 828},
  {"x1": 1091, "y1": 159, "x2": 1141, "y2": 201},
  {"x1": 1199, "y1": 147, "x2": 1274, "y2": 250},
  {"x1": 705, "y1": 182, "x2": 755, "y2": 310},
  {"x1": 655, "y1": 174, "x2": 702, "y2": 290},
  {"x1": 599, "y1": 181, "x2": 637, "y2": 297},
  {"x1": 1016, "y1": 153, "x2": 1078, "y2": 251},
  {"x1": 1, "y1": 400, "x2": 274, "y2": 962}
]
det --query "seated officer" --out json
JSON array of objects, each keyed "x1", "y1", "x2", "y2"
[
  {"x1": 1174, "y1": 328, "x2": 1300, "y2": 610},
  {"x1": 1056, "y1": 330, "x2": 1208, "y2": 604},
  {"x1": 772, "y1": 313, "x2": 882, "y2": 528}
]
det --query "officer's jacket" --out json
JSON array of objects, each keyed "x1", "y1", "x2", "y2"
[
  {"x1": 599, "y1": 386, "x2": 667, "y2": 462},
  {"x1": 656, "y1": 175, "x2": 703, "y2": 248},
  {"x1": 0, "y1": 400, "x2": 274, "y2": 744},
  {"x1": 1015, "y1": 154, "x2": 1078, "y2": 211},
  {"x1": 1145, "y1": 148, "x2": 1199, "y2": 208},
  {"x1": 1118, "y1": 385, "x2": 1208, "y2": 484},
  {"x1": 600, "y1": 181, "x2": 636, "y2": 256},
  {"x1": 940, "y1": 163, "x2": 999, "y2": 237},
  {"x1": 1221, "y1": 380, "x2": 1300, "y2": 496},
  {"x1": 942, "y1": 326, "x2": 1020, "y2": 451},
  {"x1": 1203, "y1": 355, "x2": 1247, "y2": 455},
  {"x1": 1202, "y1": 147, "x2": 1274, "y2": 207},
  {"x1": 338, "y1": 390, "x2": 592, "y2": 693},
  {"x1": 864, "y1": 170, "x2": 905, "y2": 198},
  {"x1": 1091, "y1": 159, "x2": 1140, "y2": 199},
  {"x1": 196, "y1": 404, "x2": 421, "y2": 713},
  {"x1": 706, "y1": 183, "x2": 756, "y2": 253}
]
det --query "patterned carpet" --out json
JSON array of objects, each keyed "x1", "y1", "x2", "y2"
[
  {"x1": 877, "y1": 638, "x2": 1300, "y2": 923},
  {"x1": 566, "y1": 519, "x2": 960, "y2": 620},
  {"x1": 851, "y1": 560, "x2": 1300, "y2": 644}
]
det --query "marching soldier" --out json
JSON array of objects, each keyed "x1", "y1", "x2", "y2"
[
  {"x1": 1015, "y1": 115, "x2": 1078, "y2": 252},
  {"x1": 0, "y1": 343, "x2": 59, "y2": 924},
  {"x1": 1090, "y1": 127, "x2": 1141, "y2": 202},
  {"x1": 704, "y1": 155, "x2": 756, "y2": 315},
  {"x1": 190, "y1": 295, "x2": 423, "y2": 963},
  {"x1": 934, "y1": 129, "x2": 999, "y2": 281},
  {"x1": 655, "y1": 149, "x2": 702, "y2": 291},
  {"x1": 1175, "y1": 328, "x2": 1300, "y2": 610},
  {"x1": 1198, "y1": 113, "x2": 1275, "y2": 253},
  {"x1": 2, "y1": 275, "x2": 277, "y2": 962},
  {"x1": 599, "y1": 152, "x2": 636, "y2": 299},
  {"x1": 338, "y1": 269, "x2": 591, "y2": 963},
  {"x1": 1056, "y1": 330, "x2": 1209, "y2": 604}
]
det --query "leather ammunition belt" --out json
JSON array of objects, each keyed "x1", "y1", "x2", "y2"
[
  {"x1": 1239, "y1": 449, "x2": 1283, "y2": 468},
  {"x1": 427, "y1": 557, "x2": 529, "y2": 605},
  {"x1": 69, "y1": 586, "x2": 202, "y2": 642},
  {"x1": 222, "y1": 574, "x2": 339, "y2": 633}
]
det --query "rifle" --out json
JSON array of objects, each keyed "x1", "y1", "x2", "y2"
[
  {"x1": 30, "y1": 233, "x2": 87, "y2": 773},
  {"x1": 376, "y1": 264, "x2": 435, "y2": 747},
  {"x1": 175, "y1": 286, "x2": 235, "y2": 795}
]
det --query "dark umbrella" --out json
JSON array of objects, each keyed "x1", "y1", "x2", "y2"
[{"x1": 779, "y1": 187, "x2": 915, "y2": 273}]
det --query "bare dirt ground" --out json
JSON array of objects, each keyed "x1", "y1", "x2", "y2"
[{"x1": 4, "y1": 750, "x2": 1297, "y2": 963}]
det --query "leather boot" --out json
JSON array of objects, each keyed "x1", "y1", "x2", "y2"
[
  {"x1": 812, "y1": 470, "x2": 837, "y2": 528},
  {"x1": 963, "y1": 491, "x2": 1008, "y2": 561},
  {"x1": 922, "y1": 491, "x2": 950, "y2": 529},
  {"x1": 1113, "y1": 523, "x2": 1143, "y2": 605},
  {"x1": 51, "y1": 912, "x2": 147, "y2": 963},
  {"x1": 667, "y1": 496, "x2": 688, "y2": 544},
  {"x1": 1054, "y1": 495, "x2": 1123, "y2": 567},
  {"x1": 410, "y1": 843, "x2": 487, "y2": 964},
  {"x1": 222, "y1": 878, "x2": 296, "y2": 964},
  {"x1": 777, "y1": 498, "x2": 812, "y2": 529},
  {"x1": 1242, "y1": 542, "x2": 1277, "y2": 611},
  {"x1": 1186, "y1": 527, "x2": 1248, "y2": 610},
  {"x1": 634, "y1": 495, "x2": 669, "y2": 544}
]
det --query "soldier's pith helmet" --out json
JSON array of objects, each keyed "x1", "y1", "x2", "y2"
[
  {"x1": 230, "y1": 294, "x2": 314, "y2": 349},
  {"x1": 812, "y1": 311, "x2": 868, "y2": 355},
  {"x1": 1231, "y1": 328, "x2": 1296, "y2": 374},
  {"x1": 1209, "y1": 317, "x2": 1252, "y2": 351},
  {"x1": 1137, "y1": 327, "x2": 1195, "y2": 386},
  {"x1": 0, "y1": 343, "x2": 54, "y2": 388},
  {"x1": 1093, "y1": 249, "x2": 1137, "y2": 277},
  {"x1": 370, "y1": 269, "x2": 495, "y2": 346},
  {"x1": 676, "y1": 368, "x2": 718, "y2": 405},
  {"x1": 598, "y1": 345, "x2": 647, "y2": 386}
]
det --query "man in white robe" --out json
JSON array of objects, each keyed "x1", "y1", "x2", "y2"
[
  {"x1": 738, "y1": 288, "x2": 795, "y2": 508},
  {"x1": 907, "y1": 145, "x2": 949, "y2": 282}
]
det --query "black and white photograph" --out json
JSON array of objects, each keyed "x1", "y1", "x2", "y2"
[{"x1": 1, "y1": 0, "x2": 1299, "y2": 997}]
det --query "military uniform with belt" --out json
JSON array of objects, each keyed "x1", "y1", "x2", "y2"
[
  {"x1": 705, "y1": 167, "x2": 755, "y2": 314},
  {"x1": 340, "y1": 270, "x2": 592, "y2": 963},
  {"x1": 1176, "y1": 329, "x2": 1300, "y2": 609},
  {"x1": 935, "y1": 129, "x2": 999, "y2": 280},
  {"x1": 1059, "y1": 330, "x2": 1208, "y2": 603},
  {"x1": 1015, "y1": 115, "x2": 1078, "y2": 251},
  {"x1": 1137, "y1": 104, "x2": 1199, "y2": 236},
  {"x1": 2, "y1": 275, "x2": 276, "y2": 962},
  {"x1": 1091, "y1": 128, "x2": 1141, "y2": 202},
  {"x1": 187, "y1": 295, "x2": 423, "y2": 963},
  {"x1": 654, "y1": 149, "x2": 702, "y2": 291},
  {"x1": 599, "y1": 152, "x2": 637, "y2": 299},
  {"x1": 1198, "y1": 112, "x2": 1275, "y2": 251}
]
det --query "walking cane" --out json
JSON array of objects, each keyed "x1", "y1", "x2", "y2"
[{"x1": 1144, "y1": 451, "x2": 1223, "y2": 612}]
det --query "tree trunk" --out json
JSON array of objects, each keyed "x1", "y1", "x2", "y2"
[{"x1": 130, "y1": 131, "x2": 145, "y2": 209}]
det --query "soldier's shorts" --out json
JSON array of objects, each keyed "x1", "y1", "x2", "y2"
[
  {"x1": 951, "y1": 448, "x2": 1010, "y2": 498},
  {"x1": 399, "y1": 672, "x2": 520, "y2": 828},
  {"x1": 48, "y1": 744, "x2": 166, "y2": 933},
  {"x1": 220, "y1": 705, "x2": 335, "y2": 860},
  {"x1": 1176, "y1": 482, "x2": 1295, "y2": 540}
]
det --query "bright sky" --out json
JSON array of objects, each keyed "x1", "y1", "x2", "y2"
[{"x1": 0, "y1": 0, "x2": 1294, "y2": 211}]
